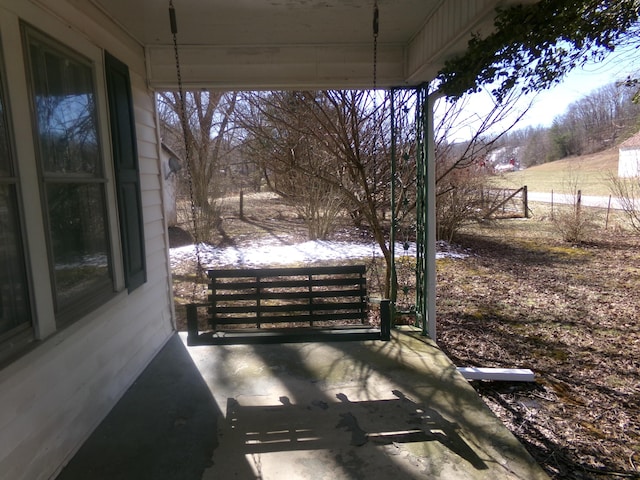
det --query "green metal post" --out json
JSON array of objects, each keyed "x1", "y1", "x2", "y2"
[
  {"x1": 380, "y1": 299, "x2": 391, "y2": 341},
  {"x1": 186, "y1": 304, "x2": 199, "y2": 345},
  {"x1": 415, "y1": 86, "x2": 428, "y2": 335},
  {"x1": 425, "y1": 89, "x2": 438, "y2": 340},
  {"x1": 389, "y1": 88, "x2": 397, "y2": 307}
]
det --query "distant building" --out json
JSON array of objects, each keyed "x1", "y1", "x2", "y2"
[
  {"x1": 161, "y1": 143, "x2": 182, "y2": 227},
  {"x1": 618, "y1": 132, "x2": 640, "y2": 177}
]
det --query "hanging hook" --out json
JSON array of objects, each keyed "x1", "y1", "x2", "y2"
[
  {"x1": 169, "y1": 0, "x2": 178, "y2": 35},
  {"x1": 373, "y1": 1, "x2": 379, "y2": 38},
  {"x1": 372, "y1": 1, "x2": 379, "y2": 91}
]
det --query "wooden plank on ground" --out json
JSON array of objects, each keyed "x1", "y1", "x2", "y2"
[{"x1": 457, "y1": 367, "x2": 535, "y2": 382}]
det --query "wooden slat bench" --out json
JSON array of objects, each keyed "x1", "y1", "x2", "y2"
[{"x1": 186, "y1": 265, "x2": 391, "y2": 345}]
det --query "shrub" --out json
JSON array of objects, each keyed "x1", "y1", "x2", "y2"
[
  {"x1": 608, "y1": 173, "x2": 640, "y2": 234},
  {"x1": 436, "y1": 164, "x2": 493, "y2": 242},
  {"x1": 552, "y1": 201, "x2": 598, "y2": 243}
]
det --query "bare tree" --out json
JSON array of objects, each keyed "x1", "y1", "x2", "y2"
[
  {"x1": 518, "y1": 126, "x2": 554, "y2": 167},
  {"x1": 158, "y1": 90, "x2": 238, "y2": 213},
  {"x1": 434, "y1": 85, "x2": 533, "y2": 181},
  {"x1": 237, "y1": 86, "x2": 534, "y2": 294},
  {"x1": 158, "y1": 90, "x2": 238, "y2": 242},
  {"x1": 238, "y1": 92, "x2": 349, "y2": 240},
  {"x1": 238, "y1": 90, "x2": 403, "y2": 296},
  {"x1": 432, "y1": 85, "x2": 534, "y2": 240}
]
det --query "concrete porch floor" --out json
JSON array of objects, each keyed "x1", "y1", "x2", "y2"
[{"x1": 57, "y1": 328, "x2": 548, "y2": 480}]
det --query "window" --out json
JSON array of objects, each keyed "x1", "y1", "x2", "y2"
[
  {"x1": 24, "y1": 27, "x2": 113, "y2": 323},
  {"x1": 0, "y1": 20, "x2": 148, "y2": 362},
  {"x1": 0, "y1": 48, "x2": 32, "y2": 348}
]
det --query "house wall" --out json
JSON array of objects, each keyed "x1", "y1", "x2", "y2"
[
  {"x1": 160, "y1": 149, "x2": 179, "y2": 227},
  {"x1": 0, "y1": 1, "x2": 174, "y2": 479},
  {"x1": 618, "y1": 147, "x2": 640, "y2": 178}
]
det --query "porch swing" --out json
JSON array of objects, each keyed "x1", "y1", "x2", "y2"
[{"x1": 169, "y1": 1, "x2": 392, "y2": 345}]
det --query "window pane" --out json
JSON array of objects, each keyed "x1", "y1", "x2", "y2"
[
  {"x1": 29, "y1": 40, "x2": 100, "y2": 176},
  {"x1": 47, "y1": 183, "x2": 112, "y2": 311},
  {"x1": 0, "y1": 185, "x2": 31, "y2": 335}
]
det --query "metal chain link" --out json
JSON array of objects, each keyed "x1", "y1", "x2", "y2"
[
  {"x1": 169, "y1": 1, "x2": 204, "y2": 297},
  {"x1": 369, "y1": 0, "x2": 385, "y2": 298},
  {"x1": 372, "y1": 1, "x2": 379, "y2": 92}
]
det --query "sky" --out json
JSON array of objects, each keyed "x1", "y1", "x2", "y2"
[
  {"x1": 438, "y1": 42, "x2": 640, "y2": 142},
  {"x1": 522, "y1": 43, "x2": 640, "y2": 128}
]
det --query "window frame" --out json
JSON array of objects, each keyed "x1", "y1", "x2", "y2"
[
  {"x1": 21, "y1": 23, "x2": 125, "y2": 326},
  {"x1": 0, "y1": 38, "x2": 35, "y2": 361}
]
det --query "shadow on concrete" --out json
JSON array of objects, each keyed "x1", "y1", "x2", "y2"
[
  {"x1": 225, "y1": 390, "x2": 487, "y2": 470},
  {"x1": 56, "y1": 334, "x2": 247, "y2": 480},
  {"x1": 57, "y1": 329, "x2": 547, "y2": 479},
  {"x1": 199, "y1": 329, "x2": 511, "y2": 479}
]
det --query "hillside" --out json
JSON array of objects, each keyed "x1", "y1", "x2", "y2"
[{"x1": 493, "y1": 148, "x2": 620, "y2": 196}]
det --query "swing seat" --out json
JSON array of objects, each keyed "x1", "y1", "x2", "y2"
[{"x1": 186, "y1": 265, "x2": 391, "y2": 345}]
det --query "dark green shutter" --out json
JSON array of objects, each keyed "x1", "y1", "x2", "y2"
[{"x1": 105, "y1": 52, "x2": 146, "y2": 292}]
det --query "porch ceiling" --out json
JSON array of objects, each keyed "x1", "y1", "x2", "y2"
[{"x1": 84, "y1": 0, "x2": 510, "y2": 90}]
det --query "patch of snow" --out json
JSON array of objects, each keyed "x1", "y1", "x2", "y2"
[
  {"x1": 170, "y1": 239, "x2": 467, "y2": 270},
  {"x1": 436, "y1": 240, "x2": 471, "y2": 260}
]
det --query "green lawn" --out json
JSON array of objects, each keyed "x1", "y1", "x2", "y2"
[{"x1": 491, "y1": 148, "x2": 619, "y2": 196}]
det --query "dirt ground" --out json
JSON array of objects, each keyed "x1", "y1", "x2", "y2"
[
  {"x1": 170, "y1": 193, "x2": 639, "y2": 480},
  {"x1": 437, "y1": 218, "x2": 640, "y2": 480}
]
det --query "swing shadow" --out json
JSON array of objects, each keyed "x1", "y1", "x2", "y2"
[
  {"x1": 223, "y1": 390, "x2": 488, "y2": 471},
  {"x1": 201, "y1": 332, "x2": 503, "y2": 479}
]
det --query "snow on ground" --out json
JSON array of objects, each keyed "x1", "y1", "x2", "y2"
[{"x1": 170, "y1": 239, "x2": 468, "y2": 270}]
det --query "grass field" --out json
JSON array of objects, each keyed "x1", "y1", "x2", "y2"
[{"x1": 492, "y1": 148, "x2": 620, "y2": 196}]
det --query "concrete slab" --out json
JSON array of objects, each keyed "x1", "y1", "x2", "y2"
[{"x1": 58, "y1": 328, "x2": 548, "y2": 480}]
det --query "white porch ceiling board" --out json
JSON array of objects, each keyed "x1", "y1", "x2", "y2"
[
  {"x1": 147, "y1": 43, "x2": 406, "y2": 90},
  {"x1": 80, "y1": 0, "x2": 513, "y2": 89},
  {"x1": 405, "y1": 0, "x2": 499, "y2": 85},
  {"x1": 89, "y1": 0, "x2": 437, "y2": 46}
]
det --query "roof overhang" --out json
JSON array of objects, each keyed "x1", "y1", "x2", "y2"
[{"x1": 73, "y1": 0, "x2": 517, "y2": 90}]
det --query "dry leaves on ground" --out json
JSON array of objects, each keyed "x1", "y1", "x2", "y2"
[{"x1": 437, "y1": 220, "x2": 640, "y2": 480}]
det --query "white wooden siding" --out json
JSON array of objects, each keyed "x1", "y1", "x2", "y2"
[
  {"x1": 619, "y1": 147, "x2": 640, "y2": 177},
  {"x1": 0, "y1": 1, "x2": 174, "y2": 479}
]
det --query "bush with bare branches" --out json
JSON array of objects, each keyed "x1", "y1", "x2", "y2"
[{"x1": 608, "y1": 173, "x2": 640, "y2": 234}]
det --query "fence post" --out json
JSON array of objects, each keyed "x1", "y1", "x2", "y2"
[
  {"x1": 576, "y1": 189, "x2": 582, "y2": 215},
  {"x1": 523, "y1": 185, "x2": 529, "y2": 218}
]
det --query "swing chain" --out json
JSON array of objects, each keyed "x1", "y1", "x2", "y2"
[
  {"x1": 372, "y1": 1, "x2": 379, "y2": 91},
  {"x1": 169, "y1": 1, "x2": 204, "y2": 292},
  {"x1": 369, "y1": 0, "x2": 384, "y2": 298}
]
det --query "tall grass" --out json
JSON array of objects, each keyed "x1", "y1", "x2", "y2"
[{"x1": 491, "y1": 148, "x2": 619, "y2": 196}]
